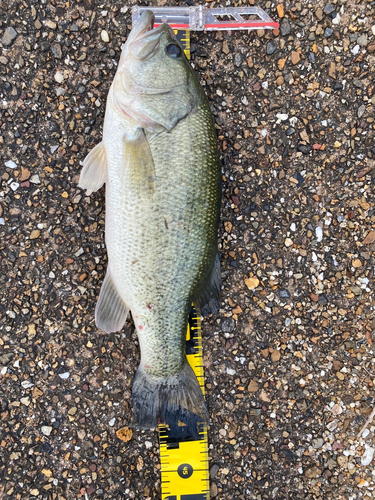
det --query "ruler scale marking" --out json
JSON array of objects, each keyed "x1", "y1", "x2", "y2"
[{"x1": 159, "y1": 303, "x2": 209, "y2": 500}]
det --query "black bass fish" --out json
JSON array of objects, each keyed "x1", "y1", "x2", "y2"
[{"x1": 79, "y1": 10, "x2": 221, "y2": 431}]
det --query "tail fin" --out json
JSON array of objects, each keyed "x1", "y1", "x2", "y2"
[{"x1": 132, "y1": 362, "x2": 209, "y2": 433}]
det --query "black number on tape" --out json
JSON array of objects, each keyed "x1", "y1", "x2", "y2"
[{"x1": 177, "y1": 463, "x2": 193, "y2": 479}]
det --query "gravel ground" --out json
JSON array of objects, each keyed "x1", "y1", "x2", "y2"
[{"x1": 1, "y1": 1, "x2": 375, "y2": 499}]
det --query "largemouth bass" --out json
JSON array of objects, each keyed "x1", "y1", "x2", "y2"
[{"x1": 79, "y1": 11, "x2": 221, "y2": 431}]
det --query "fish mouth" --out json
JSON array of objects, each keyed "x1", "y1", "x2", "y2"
[{"x1": 128, "y1": 10, "x2": 175, "y2": 59}]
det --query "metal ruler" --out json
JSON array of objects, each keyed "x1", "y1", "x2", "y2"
[
  {"x1": 132, "y1": 6, "x2": 279, "y2": 31},
  {"x1": 159, "y1": 306, "x2": 209, "y2": 500}
]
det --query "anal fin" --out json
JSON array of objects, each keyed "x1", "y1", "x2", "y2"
[
  {"x1": 194, "y1": 253, "x2": 221, "y2": 317},
  {"x1": 79, "y1": 141, "x2": 108, "y2": 195},
  {"x1": 95, "y1": 267, "x2": 129, "y2": 333}
]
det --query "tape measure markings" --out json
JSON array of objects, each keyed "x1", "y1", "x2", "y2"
[{"x1": 159, "y1": 304, "x2": 209, "y2": 500}]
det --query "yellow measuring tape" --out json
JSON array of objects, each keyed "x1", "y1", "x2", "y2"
[
  {"x1": 155, "y1": 29, "x2": 209, "y2": 500},
  {"x1": 159, "y1": 304, "x2": 209, "y2": 500},
  {"x1": 174, "y1": 29, "x2": 191, "y2": 59}
]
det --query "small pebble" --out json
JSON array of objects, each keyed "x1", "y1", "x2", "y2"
[
  {"x1": 51, "y1": 43, "x2": 62, "y2": 59},
  {"x1": 280, "y1": 18, "x2": 291, "y2": 36},
  {"x1": 221, "y1": 317, "x2": 235, "y2": 332},
  {"x1": 2, "y1": 26, "x2": 18, "y2": 46},
  {"x1": 30, "y1": 174, "x2": 40, "y2": 184},
  {"x1": 41, "y1": 426, "x2": 53, "y2": 436},
  {"x1": 324, "y1": 28, "x2": 333, "y2": 38},
  {"x1": 54, "y1": 71, "x2": 64, "y2": 83},
  {"x1": 323, "y1": 4, "x2": 335, "y2": 15},
  {"x1": 276, "y1": 113, "x2": 288, "y2": 121},
  {"x1": 284, "y1": 238, "x2": 293, "y2": 247},
  {"x1": 357, "y1": 34, "x2": 368, "y2": 47},
  {"x1": 361, "y1": 445, "x2": 375, "y2": 466},
  {"x1": 101, "y1": 30, "x2": 110, "y2": 43},
  {"x1": 5, "y1": 160, "x2": 17, "y2": 169},
  {"x1": 266, "y1": 40, "x2": 277, "y2": 55}
]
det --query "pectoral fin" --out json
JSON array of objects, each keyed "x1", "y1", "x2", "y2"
[
  {"x1": 79, "y1": 141, "x2": 108, "y2": 195},
  {"x1": 194, "y1": 253, "x2": 221, "y2": 317},
  {"x1": 95, "y1": 267, "x2": 129, "y2": 333},
  {"x1": 124, "y1": 129, "x2": 155, "y2": 194}
]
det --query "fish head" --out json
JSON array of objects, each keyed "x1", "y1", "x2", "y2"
[
  {"x1": 121, "y1": 10, "x2": 189, "y2": 92},
  {"x1": 112, "y1": 11, "x2": 201, "y2": 130}
]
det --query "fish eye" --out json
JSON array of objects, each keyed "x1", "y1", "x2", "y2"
[{"x1": 166, "y1": 43, "x2": 182, "y2": 58}]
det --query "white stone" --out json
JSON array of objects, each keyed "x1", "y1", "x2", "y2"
[
  {"x1": 5, "y1": 160, "x2": 17, "y2": 169},
  {"x1": 10, "y1": 182, "x2": 19, "y2": 191},
  {"x1": 101, "y1": 30, "x2": 110, "y2": 43},
  {"x1": 226, "y1": 368, "x2": 236, "y2": 375},
  {"x1": 21, "y1": 380, "x2": 34, "y2": 389},
  {"x1": 41, "y1": 426, "x2": 53, "y2": 436},
  {"x1": 20, "y1": 397, "x2": 30, "y2": 406},
  {"x1": 361, "y1": 445, "x2": 375, "y2": 466},
  {"x1": 362, "y1": 428, "x2": 370, "y2": 439},
  {"x1": 30, "y1": 174, "x2": 40, "y2": 184},
  {"x1": 58, "y1": 371, "x2": 70, "y2": 379},
  {"x1": 331, "y1": 402, "x2": 343, "y2": 415},
  {"x1": 54, "y1": 71, "x2": 64, "y2": 83},
  {"x1": 327, "y1": 419, "x2": 338, "y2": 431},
  {"x1": 316, "y1": 226, "x2": 323, "y2": 242},
  {"x1": 276, "y1": 113, "x2": 288, "y2": 121},
  {"x1": 285, "y1": 237, "x2": 293, "y2": 247},
  {"x1": 351, "y1": 44, "x2": 360, "y2": 55}
]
